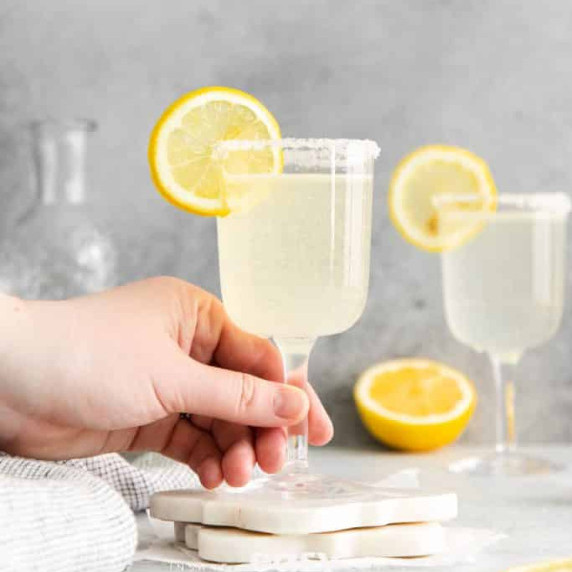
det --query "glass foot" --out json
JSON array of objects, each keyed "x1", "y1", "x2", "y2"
[
  {"x1": 240, "y1": 463, "x2": 368, "y2": 500},
  {"x1": 449, "y1": 451, "x2": 565, "y2": 476}
]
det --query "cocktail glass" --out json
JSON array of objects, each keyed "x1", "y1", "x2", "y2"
[
  {"x1": 216, "y1": 138, "x2": 379, "y2": 494},
  {"x1": 436, "y1": 193, "x2": 571, "y2": 476}
]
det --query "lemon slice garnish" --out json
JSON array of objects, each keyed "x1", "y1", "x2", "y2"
[
  {"x1": 148, "y1": 86, "x2": 281, "y2": 216},
  {"x1": 389, "y1": 145, "x2": 497, "y2": 252}
]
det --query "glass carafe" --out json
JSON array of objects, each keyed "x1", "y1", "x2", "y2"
[{"x1": 0, "y1": 119, "x2": 117, "y2": 299}]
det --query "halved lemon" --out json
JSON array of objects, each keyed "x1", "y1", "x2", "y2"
[
  {"x1": 354, "y1": 358, "x2": 476, "y2": 452},
  {"x1": 389, "y1": 145, "x2": 497, "y2": 252},
  {"x1": 505, "y1": 559, "x2": 572, "y2": 572},
  {"x1": 148, "y1": 86, "x2": 281, "y2": 216}
]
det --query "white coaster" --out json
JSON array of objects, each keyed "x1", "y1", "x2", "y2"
[
  {"x1": 151, "y1": 484, "x2": 457, "y2": 535},
  {"x1": 182, "y1": 521, "x2": 446, "y2": 564},
  {"x1": 174, "y1": 521, "x2": 187, "y2": 543}
]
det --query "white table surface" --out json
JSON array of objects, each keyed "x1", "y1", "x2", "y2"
[{"x1": 130, "y1": 444, "x2": 572, "y2": 571}]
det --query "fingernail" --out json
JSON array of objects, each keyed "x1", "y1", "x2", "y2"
[{"x1": 273, "y1": 387, "x2": 308, "y2": 420}]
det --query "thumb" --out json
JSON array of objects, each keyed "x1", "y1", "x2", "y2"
[{"x1": 157, "y1": 349, "x2": 310, "y2": 427}]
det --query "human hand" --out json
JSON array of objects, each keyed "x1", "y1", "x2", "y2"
[{"x1": 0, "y1": 278, "x2": 333, "y2": 488}]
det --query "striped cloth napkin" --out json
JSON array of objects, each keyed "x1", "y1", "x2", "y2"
[{"x1": 0, "y1": 452, "x2": 197, "y2": 572}]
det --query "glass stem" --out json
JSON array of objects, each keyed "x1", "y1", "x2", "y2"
[
  {"x1": 489, "y1": 355, "x2": 517, "y2": 455},
  {"x1": 274, "y1": 338, "x2": 315, "y2": 470}
]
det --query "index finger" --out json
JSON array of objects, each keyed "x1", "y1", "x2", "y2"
[
  {"x1": 187, "y1": 288, "x2": 284, "y2": 383},
  {"x1": 215, "y1": 317, "x2": 284, "y2": 383}
]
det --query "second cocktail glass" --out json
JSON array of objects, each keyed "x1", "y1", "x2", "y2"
[
  {"x1": 436, "y1": 193, "x2": 570, "y2": 476},
  {"x1": 216, "y1": 138, "x2": 379, "y2": 494}
]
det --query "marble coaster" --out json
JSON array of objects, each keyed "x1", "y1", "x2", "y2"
[
  {"x1": 174, "y1": 521, "x2": 187, "y2": 543},
  {"x1": 151, "y1": 485, "x2": 457, "y2": 535},
  {"x1": 181, "y1": 521, "x2": 446, "y2": 563}
]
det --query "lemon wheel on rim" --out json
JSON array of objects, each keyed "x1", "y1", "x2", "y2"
[
  {"x1": 389, "y1": 145, "x2": 497, "y2": 252},
  {"x1": 148, "y1": 86, "x2": 282, "y2": 216}
]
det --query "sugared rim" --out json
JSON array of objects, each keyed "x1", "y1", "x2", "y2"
[
  {"x1": 434, "y1": 192, "x2": 571, "y2": 214},
  {"x1": 215, "y1": 137, "x2": 381, "y2": 158}
]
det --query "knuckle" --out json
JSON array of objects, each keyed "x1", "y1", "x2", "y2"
[
  {"x1": 149, "y1": 276, "x2": 201, "y2": 303},
  {"x1": 236, "y1": 372, "x2": 257, "y2": 415},
  {"x1": 146, "y1": 275, "x2": 183, "y2": 291}
]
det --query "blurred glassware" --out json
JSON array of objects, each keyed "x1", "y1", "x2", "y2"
[
  {"x1": 437, "y1": 192, "x2": 570, "y2": 476},
  {"x1": 0, "y1": 119, "x2": 117, "y2": 298}
]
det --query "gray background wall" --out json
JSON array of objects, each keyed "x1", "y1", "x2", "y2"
[{"x1": 1, "y1": 0, "x2": 571, "y2": 446}]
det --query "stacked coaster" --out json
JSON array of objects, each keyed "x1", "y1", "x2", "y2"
[{"x1": 150, "y1": 483, "x2": 457, "y2": 564}]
